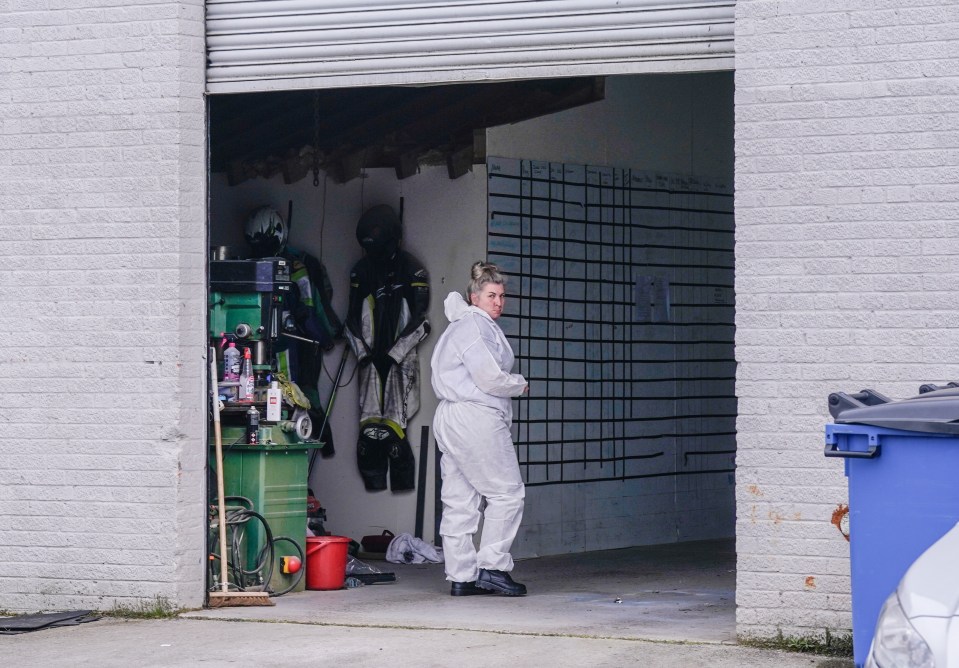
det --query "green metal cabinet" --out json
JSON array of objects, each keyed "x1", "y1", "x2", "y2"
[{"x1": 213, "y1": 436, "x2": 312, "y2": 594}]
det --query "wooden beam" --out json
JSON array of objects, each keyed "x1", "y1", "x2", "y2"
[
  {"x1": 446, "y1": 144, "x2": 473, "y2": 179},
  {"x1": 332, "y1": 145, "x2": 383, "y2": 184},
  {"x1": 472, "y1": 128, "x2": 487, "y2": 165},
  {"x1": 395, "y1": 151, "x2": 420, "y2": 180},
  {"x1": 281, "y1": 150, "x2": 311, "y2": 185},
  {"x1": 213, "y1": 77, "x2": 607, "y2": 182}
]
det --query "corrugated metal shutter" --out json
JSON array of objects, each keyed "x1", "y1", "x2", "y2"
[{"x1": 206, "y1": 0, "x2": 734, "y2": 93}]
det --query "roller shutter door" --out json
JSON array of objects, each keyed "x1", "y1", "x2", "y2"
[{"x1": 206, "y1": 0, "x2": 734, "y2": 93}]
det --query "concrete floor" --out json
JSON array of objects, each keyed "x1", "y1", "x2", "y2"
[
  {"x1": 5, "y1": 539, "x2": 854, "y2": 667},
  {"x1": 186, "y1": 538, "x2": 737, "y2": 644}
]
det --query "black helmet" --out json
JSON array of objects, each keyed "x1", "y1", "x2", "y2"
[{"x1": 356, "y1": 205, "x2": 401, "y2": 260}]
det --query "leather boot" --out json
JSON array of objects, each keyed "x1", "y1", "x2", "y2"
[
  {"x1": 476, "y1": 569, "x2": 527, "y2": 596},
  {"x1": 450, "y1": 581, "x2": 495, "y2": 597}
]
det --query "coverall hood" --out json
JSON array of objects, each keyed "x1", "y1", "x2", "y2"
[{"x1": 443, "y1": 291, "x2": 474, "y2": 323}]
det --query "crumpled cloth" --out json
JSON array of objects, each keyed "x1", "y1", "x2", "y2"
[{"x1": 385, "y1": 532, "x2": 444, "y2": 564}]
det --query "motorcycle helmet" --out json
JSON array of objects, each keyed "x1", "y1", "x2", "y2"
[
  {"x1": 356, "y1": 205, "x2": 401, "y2": 261},
  {"x1": 244, "y1": 206, "x2": 288, "y2": 257}
]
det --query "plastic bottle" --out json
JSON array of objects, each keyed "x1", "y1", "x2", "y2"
[
  {"x1": 266, "y1": 380, "x2": 282, "y2": 421},
  {"x1": 222, "y1": 342, "x2": 241, "y2": 401},
  {"x1": 239, "y1": 347, "x2": 254, "y2": 401}
]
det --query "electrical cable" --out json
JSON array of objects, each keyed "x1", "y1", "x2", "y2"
[
  {"x1": 318, "y1": 173, "x2": 327, "y2": 260},
  {"x1": 322, "y1": 344, "x2": 357, "y2": 388},
  {"x1": 207, "y1": 504, "x2": 270, "y2": 592},
  {"x1": 232, "y1": 508, "x2": 274, "y2": 583},
  {"x1": 207, "y1": 496, "x2": 304, "y2": 597}
]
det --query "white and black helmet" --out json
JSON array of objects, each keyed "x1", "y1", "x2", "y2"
[{"x1": 244, "y1": 206, "x2": 287, "y2": 257}]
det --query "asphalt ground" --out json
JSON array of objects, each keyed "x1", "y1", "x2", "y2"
[{"x1": 2, "y1": 617, "x2": 852, "y2": 668}]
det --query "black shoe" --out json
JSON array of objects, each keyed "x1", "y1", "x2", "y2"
[
  {"x1": 475, "y1": 569, "x2": 527, "y2": 596},
  {"x1": 450, "y1": 581, "x2": 495, "y2": 597}
]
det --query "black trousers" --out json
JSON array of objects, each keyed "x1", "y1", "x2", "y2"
[{"x1": 357, "y1": 424, "x2": 415, "y2": 492}]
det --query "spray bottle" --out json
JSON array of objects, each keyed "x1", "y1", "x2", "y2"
[
  {"x1": 239, "y1": 347, "x2": 254, "y2": 401},
  {"x1": 222, "y1": 341, "x2": 241, "y2": 401}
]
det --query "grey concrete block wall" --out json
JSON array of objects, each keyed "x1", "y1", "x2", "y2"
[
  {"x1": 735, "y1": 0, "x2": 959, "y2": 639},
  {"x1": 0, "y1": 1, "x2": 208, "y2": 611}
]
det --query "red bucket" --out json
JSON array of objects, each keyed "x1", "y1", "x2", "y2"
[{"x1": 305, "y1": 536, "x2": 350, "y2": 590}]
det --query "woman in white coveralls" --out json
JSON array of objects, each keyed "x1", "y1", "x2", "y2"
[{"x1": 431, "y1": 261, "x2": 529, "y2": 597}]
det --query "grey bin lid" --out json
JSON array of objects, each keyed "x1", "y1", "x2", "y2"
[{"x1": 828, "y1": 386, "x2": 959, "y2": 435}]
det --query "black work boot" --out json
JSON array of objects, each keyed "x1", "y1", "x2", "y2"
[
  {"x1": 450, "y1": 581, "x2": 495, "y2": 597},
  {"x1": 476, "y1": 569, "x2": 527, "y2": 596}
]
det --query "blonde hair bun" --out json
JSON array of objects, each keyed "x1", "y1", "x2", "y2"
[{"x1": 467, "y1": 261, "x2": 506, "y2": 297}]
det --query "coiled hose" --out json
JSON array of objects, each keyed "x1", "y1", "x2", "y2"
[{"x1": 208, "y1": 495, "x2": 305, "y2": 597}]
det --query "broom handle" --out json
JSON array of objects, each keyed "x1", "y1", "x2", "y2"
[{"x1": 210, "y1": 349, "x2": 230, "y2": 593}]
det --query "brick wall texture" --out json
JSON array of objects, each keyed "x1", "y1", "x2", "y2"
[
  {"x1": 735, "y1": 0, "x2": 959, "y2": 639},
  {"x1": 0, "y1": 1, "x2": 208, "y2": 611},
  {"x1": 2, "y1": 0, "x2": 956, "y2": 627}
]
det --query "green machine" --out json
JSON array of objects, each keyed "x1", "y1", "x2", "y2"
[
  {"x1": 209, "y1": 258, "x2": 291, "y2": 374},
  {"x1": 208, "y1": 258, "x2": 321, "y2": 595},
  {"x1": 212, "y1": 433, "x2": 315, "y2": 594}
]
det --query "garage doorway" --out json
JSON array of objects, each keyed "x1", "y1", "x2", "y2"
[{"x1": 206, "y1": 72, "x2": 735, "y2": 623}]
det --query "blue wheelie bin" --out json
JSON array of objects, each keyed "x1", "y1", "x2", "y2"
[{"x1": 826, "y1": 385, "x2": 959, "y2": 667}]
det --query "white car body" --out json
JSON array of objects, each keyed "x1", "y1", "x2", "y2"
[{"x1": 867, "y1": 521, "x2": 959, "y2": 667}]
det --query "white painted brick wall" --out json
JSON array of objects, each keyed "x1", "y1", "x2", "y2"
[
  {"x1": 0, "y1": 1, "x2": 207, "y2": 611},
  {"x1": 735, "y1": 0, "x2": 959, "y2": 639}
]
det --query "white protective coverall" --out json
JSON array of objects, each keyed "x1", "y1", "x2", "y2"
[{"x1": 430, "y1": 291, "x2": 528, "y2": 583}]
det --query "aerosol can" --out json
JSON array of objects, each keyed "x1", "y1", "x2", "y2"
[{"x1": 246, "y1": 405, "x2": 260, "y2": 445}]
